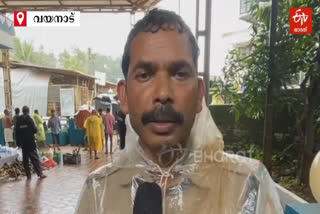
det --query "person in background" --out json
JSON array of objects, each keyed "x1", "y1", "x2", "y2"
[
  {"x1": 2, "y1": 109, "x2": 14, "y2": 147},
  {"x1": 98, "y1": 108, "x2": 105, "y2": 151},
  {"x1": 117, "y1": 110, "x2": 126, "y2": 150},
  {"x1": 104, "y1": 108, "x2": 115, "y2": 154},
  {"x1": 84, "y1": 110, "x2": 103, "y2": 159},
  {"x1": 48, "y1": 109, "x2": 61, "y2": 152},
  {"x1": 33, "y1": 110, "x2": 46, "y2": 147},
  {"x1": 12, "y1": 108, "x2": 20, "y2": 148},
  {"x1": 16, "y1": 106, "x2": 46, "y2": 180}
]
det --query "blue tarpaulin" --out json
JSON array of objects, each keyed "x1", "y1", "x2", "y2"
[{"x1": 0, "y1": 119, "x2": 5, "y2": 146}]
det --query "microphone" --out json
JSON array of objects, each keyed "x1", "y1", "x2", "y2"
[{"x1": 133, "y1": 182, "x2": 163, "y2": 214}]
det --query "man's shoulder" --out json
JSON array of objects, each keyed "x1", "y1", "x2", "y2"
[
  {"x1": 84, "y1": 162, "x2": 137, "y2": 188},
  {"x1": 85, "y1": 163, "x2": 121, "y2": 185}
]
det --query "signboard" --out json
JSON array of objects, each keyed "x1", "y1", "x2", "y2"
[
  {"x1": 60, "y1": 88, "x2": 75, "y2": 116},
  {"x1": 95, "y1": 71, "x2": 106, "y2": 86}
]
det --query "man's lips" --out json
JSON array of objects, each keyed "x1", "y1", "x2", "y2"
[{"x1": 149, "y1": 122, "x2": 178, "y2": 134}]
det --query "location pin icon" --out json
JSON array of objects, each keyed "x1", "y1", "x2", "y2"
[{"x1": 17, "y1": 12, "x2": 24, "y2": 25}]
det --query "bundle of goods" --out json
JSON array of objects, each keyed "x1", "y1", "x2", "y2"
[
  {"x1": 63, "y1": 147, "x2": 81, "y2": 164},
  {"x1": 40, "y1": 148, "x2": 58, "y2": 170},
  {"x1": 0, "y1": 161, "x2": 27, "y2": 179},
  {"x1": 40, "y1": 156, "x2": 57, "y2": 169},
  {"x1": 0, "y1": 146, "x2": 23, "y2": 179},
  {"x1": 0, "y1": 145, "x2": 19, "y2": 161}
]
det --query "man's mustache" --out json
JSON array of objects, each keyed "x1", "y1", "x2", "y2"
[{"x1": 141, "y1": 104, "x2": 184, "y2": 125}]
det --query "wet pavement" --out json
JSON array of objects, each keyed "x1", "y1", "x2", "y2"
[{"x1": 0, "y1": 146, "x2": 113, "y2": 214}]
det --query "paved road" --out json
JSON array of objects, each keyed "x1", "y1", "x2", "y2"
[{"x1": 0, "y1": 146, "x2": 112, "y2": 214}]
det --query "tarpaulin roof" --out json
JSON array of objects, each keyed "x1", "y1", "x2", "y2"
[
  {"x1": 0, "y1": 0, "x2": 162, "y2": 13},
  {"x1": 5, "y1": 62, "x2": 96, "y2": 80}
]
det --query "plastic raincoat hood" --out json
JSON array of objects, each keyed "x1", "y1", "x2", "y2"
[{"x1": 75, "y1": 100, "x2": 283, "y2": 214}]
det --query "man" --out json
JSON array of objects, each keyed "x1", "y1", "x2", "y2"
[
  {"x1": 2, "y1": 109, "x2": 14, "y2": 147},
  {"x1": 76, "y1": 9, "x2": 283, "y2": 213},
  {"x1": 33, "y1": 110, "x2": 46, "y2": 147},
  {"x1": 48, "y1": 109, "x2": 61, "y2": 151},
  {"x1": 13, "y1": 108, "x2": 20, "y2": 147},
  {"x1": 84, "y1": 110, "x2": 103, "y2": 159},
  {"x1": 117, "y1": 110, "x2": 126, "y2": 150},
  {"x1": 104, "y1": 108, "x2": 115, "y2": 154},
  {"x1": 16, "y1": 106, "x2": 46, "y2": 180}
]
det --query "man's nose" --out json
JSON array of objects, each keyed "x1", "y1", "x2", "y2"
[{"x1": 153, "y1": 73, "x2": 173, "y2": 104}]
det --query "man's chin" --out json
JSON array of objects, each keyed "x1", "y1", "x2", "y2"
[{"x1": 140, "y1": 134, "x2": 183, "y2": 150}]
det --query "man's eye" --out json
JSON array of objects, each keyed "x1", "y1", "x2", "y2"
[
  {"x1": 136, "y1": 71, "x2": 150, "y2": 81},
  {"x1": 174, "y1": 70, "x2": 190, "y2": 80}
]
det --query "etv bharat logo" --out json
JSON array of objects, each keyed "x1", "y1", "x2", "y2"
[{"x1": 290, "y1": 8, "x2": 312, "y2": 34}]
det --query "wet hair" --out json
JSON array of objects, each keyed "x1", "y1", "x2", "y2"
[
  {"x1": 14, "y1": 108, "x2": 20, "y2": 115},
  {"x1": 22, "y1": 106, "x2": 29, "y2": 114},
  {"x1": 106, "y1": 108, "x2": 111, "y2": 113},
  {"x1": 121, "y1": 8, "x2": 199, "y2": 79},
  {"x1": 34, "y1": 109, "x2": 39, "y2": 114}
]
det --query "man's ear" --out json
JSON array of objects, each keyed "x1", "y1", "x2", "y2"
[
  {"x1": 117, "y1": 80, "x2": 129, "y2": 114},
  {"x1": 196, "y1": 78, "x2": 205, "y2": 113}
]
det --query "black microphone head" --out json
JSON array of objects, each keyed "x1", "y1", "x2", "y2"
[{"x1": 133, "y1": 182, "x2": 163, "y2": 214}]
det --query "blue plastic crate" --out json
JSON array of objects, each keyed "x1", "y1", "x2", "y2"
[{"x1": 285, "y1": 203, "x2": 320, "y2": 214}]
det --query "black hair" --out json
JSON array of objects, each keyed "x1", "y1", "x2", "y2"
[
  {"x1": 121, "y1": 8, "x2": 199, "y2": 79},
  {"x1": 14, "y1": 108, "x2": 20, "y2": 115},
  {"x1": 22, "y1": 106, "x2": 29, "y2": 114},
  {"x1": 98, "y1": 108, "x2": 103, "y2": 112},
  {"x1": 106, "y1": 108, "x2": 111, "y2": 113},
  {"x1": 34, "y1": 109, "x2": 39, "y2": 114}
]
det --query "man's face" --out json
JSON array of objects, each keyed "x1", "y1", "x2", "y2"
[{"x1": 118, "y1": 29, "x2": 204, "y2": 151}]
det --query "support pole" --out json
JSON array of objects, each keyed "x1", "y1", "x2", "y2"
[
  {"x1": 203, "y1": 0, "x2": 212, "y2": 105},
  {"x1": 263, "y1": 0, "x2": 279, "y2": 172},
  {"x1": 2, "y1": 49, "x2": 12, "y2": 110},
  {"x1": 195, "y1": 0, "x2": 212, "y2": 105}
]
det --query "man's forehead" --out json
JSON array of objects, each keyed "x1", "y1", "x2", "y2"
[{"x1": 129, "y1": 30, "x2": 194, "y2": 66}]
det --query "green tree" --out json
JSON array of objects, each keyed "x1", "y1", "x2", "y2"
[
  {"x1": 11, "y1": 37, "x2": 123, "y2": 83},
  {"x1": 58, "y1": 48, "x2": 89, "y2": 73},
  {"x1": 11, "y1": 37, "x2": 57, "y2": 67},
  {"x1": 11, "y1": 37, "x2": 35, "y2": 62},
  {"x1": 58, "y1": 48, "x2": 123, "y2": 82},
  {"x1": 219, "y1": 0, "x2": 320, "y2": 183}
]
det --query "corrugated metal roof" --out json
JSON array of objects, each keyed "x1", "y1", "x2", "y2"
[
  {"x1": 9, "y1": 62, "x2": 96, "y2": 79},
  {"x1": 0, "y1": 0, "x2": 162, "y2": 13}
]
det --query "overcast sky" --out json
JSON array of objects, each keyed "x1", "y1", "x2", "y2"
[{"x1": 13, "y1": 0, "x2": 251, "y2": 76}]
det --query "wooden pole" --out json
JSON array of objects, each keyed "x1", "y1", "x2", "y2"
[{"x1": 2, "y1": 49, "x2": 12, "y2": 110}]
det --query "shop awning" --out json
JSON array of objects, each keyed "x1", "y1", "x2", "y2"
[{"x1": 0, "y1": 14, "x2": 15, "y2": 49}]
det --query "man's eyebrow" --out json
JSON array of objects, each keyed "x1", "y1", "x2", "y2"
[
  {"x1": 168, "y1": 60, "x2": 195, "y2": 74},
  {"x1": 132, "y1": 61, "x2": 158, "y2": 73}
]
